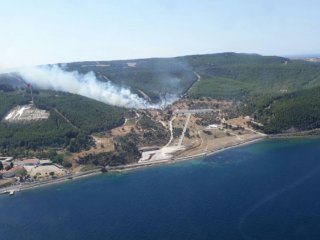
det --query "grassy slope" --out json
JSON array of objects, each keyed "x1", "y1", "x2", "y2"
[
  {"x1": 188, "y1": 76, "x2": 248, "y2": 99},
  {"x1": 185, "y1": 53, "x2": 320, "y2": 99}
]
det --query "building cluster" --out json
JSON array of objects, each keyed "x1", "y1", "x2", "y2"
[{"x1": 0, "y1": 156, "x2": 67, "y2": 181}]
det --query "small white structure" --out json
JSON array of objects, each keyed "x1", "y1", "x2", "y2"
[
  {"x1": 4, "y1": 104, "x2": 49, "y2": 122},
  {"x1": 0, "y1": 156, "x2": 14, "y2": 163},
  {"x1": 251, "y1": 121, "x2": 264, "y2": 127},
  {"x1": 39, "y1": 159, "x2": 53, "y2": 166},
  {"x1": 127, "y1": 62, "x2": 137, "y2": 67},
  {"x1": 206, "y1": 124, "x2": 218, "y2": 129},
  {"x1": 139, "y1": 146, "x2": 185, "y2": 163}
]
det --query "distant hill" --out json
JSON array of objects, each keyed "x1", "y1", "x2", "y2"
[
  {"x1": 65, "y1": 58, "x2": 197, "y2": 102},
  {"x1": 286, "y1": 53, "x2": 320, "y2": 59},
  {"x1": 1, "y1": 52, "x2": 320, "y2": 136},
  {"x1": 0, "y1": 73, "x2": 25, "y2": 87},
  {"x1": 184, "y1": 53, "x2": 320, "y2": 99},
  {"x1": 65, "y1": 53, "x2": 320, "y2": 101},
  {"x1": 1, "y1": 52, "x2": 320, "y2": 102}
]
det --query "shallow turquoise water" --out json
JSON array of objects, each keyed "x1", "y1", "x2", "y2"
[{"x1": 0, "y1": 138, "x2": 320, "y2": 240}]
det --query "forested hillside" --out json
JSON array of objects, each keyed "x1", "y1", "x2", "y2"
[
  {"x1": 0, "y1": 90, "x2": 125, "y2": 155},
  {"x1": 186, "y1": 53, "x2": 320, "y2": 99},
  {"x1": 2, "y1": 52, "x2": 320, "y2": 102},
  {"x1": 66, "y1": 53, "x2": 320, "y2": 102},
  {"x1": 1, "y1": 52, "x2": 320, "y2": 137},
  {"x1": 255, "y1": 87, "x2": 320, "y2": 133},
  {"x1": 33, "y1": 91, "x2": 125, "y2": 133},
  {"x1": 66, "y1": 58, "x2": 197, "y2": 101},
  {"x1": 182, "y1": 53, "x2": 320, "y2": 134}
]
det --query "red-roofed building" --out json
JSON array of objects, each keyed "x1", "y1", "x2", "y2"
[
  {"x1": 18, "y1": 158, "x2": 40, "y2": 166},
  {"x1": 2, "y1": 166, "x2": 18, "y2": 178}
]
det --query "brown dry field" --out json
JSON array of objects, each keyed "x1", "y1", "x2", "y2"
[{"x1": 71, "y1": 98, "x2": 263, "y2": 170}]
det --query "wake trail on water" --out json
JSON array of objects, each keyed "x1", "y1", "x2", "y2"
[{"x1": 238, "y1": 162, "x2": 320, "y2": 240}]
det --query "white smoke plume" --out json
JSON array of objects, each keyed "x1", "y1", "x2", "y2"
[{"x1": 17, "y1": 65, "x2": 177, "y2": 109}]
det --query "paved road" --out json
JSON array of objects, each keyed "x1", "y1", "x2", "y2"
[
  {"x1": 166, "y1": 115, "x2": 176, "y2": 147},
  {"x1": 174, "y1": 109, "x2": 214, "y2": 115},
  {"x1": 178, "y1": 113, "x2": 191, "y2": 146}
]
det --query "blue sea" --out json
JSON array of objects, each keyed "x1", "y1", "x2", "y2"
[{"x1": 1, "y1": 138, "x2": 320, "y2": 240}]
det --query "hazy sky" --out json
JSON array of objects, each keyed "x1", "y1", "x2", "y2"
[{"x1": 1, "y1": 0, "x2": 319, "y2": 69}]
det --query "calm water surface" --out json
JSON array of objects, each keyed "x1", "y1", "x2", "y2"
[{"x1": 1, "y1": 138, "x2": 320, "y2": 240}]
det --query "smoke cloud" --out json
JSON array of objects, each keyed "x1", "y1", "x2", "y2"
[{"x1": 18, "y1": 65, "x2": 177, "y2": 109}]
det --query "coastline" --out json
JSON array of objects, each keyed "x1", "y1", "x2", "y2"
[
  {"x1": 268, "y1": 128, "x2": 320, "y2": 138},
  {"x1": 1, "y1": 136, "x2": 266, "y2": 195}
]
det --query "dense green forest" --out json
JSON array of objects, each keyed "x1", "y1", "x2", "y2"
[
  {"x1": 186, "y1": 53, "x2": 320, "y2": 99},
  {"x1": 33, "y1": 91, "x2": 125, "y2": 133},
  {"x1": 0, "y1": 110, "x2": 81, "y2": 155},
  {"x1": 0, "y1": 91, "x2": 30, "y2": 119},
  {"x1": 64, "y1": 53, "x2": 320, "y2": 103},
  {"x1": 0, "y1": 90, "x2": 125, "y2": 155},
  {"x1": 255, "y1": 87, "x2": 320, "y2": 133}
]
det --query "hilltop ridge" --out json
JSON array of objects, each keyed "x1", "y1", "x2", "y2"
[{"x1": 1, "y1": 52, "x2": 320, "y2": 171}]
